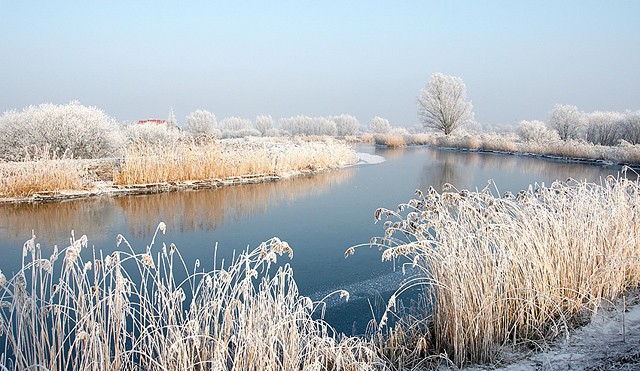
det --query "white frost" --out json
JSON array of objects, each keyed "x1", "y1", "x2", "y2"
[{"x1": 356, "y1": 152, "x2": 386, "y2": 165}]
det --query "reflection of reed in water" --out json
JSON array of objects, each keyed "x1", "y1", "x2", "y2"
[
  {"x1": 421, "y1": 148, "x2": 618, "y2": 192},
  {"x1": 419, "y1": 150, "x2": 467, "y2": 191},
  {"x1": 117, "y1": 168, "x2": 355, "y2": 239},
  {"x1": 0, "y1": 198, "x2": 120, "y2": 245}
]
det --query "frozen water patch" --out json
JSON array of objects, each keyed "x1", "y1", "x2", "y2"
[
  {"x1": 309, "y1": 267, "x2": 419, "y2": 308},
  {"x1": 356, "y1": 152, "x2": 386, "y2": 165}
]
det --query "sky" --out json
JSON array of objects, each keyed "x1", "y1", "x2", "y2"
[{"x1": 1, "y1": 1, "x2": 639, "y2": 128}]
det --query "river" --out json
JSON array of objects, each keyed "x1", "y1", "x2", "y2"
[{"x1": 0, "y1": 145, "x2": 625, "y2": 334}]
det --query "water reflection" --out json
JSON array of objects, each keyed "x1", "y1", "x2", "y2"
[
  {"x1": 0, "y1": 168, "x2": 354, "y2": 251},
  {"x1": 0, "y1": 198, "x2": 121, "y2": 245},
  {"x1": 418, "y1": 148, "x2": 625, "y2": 193},
  {"x1": 0, "y1": 146, "x2": 627, "y2": 334}
]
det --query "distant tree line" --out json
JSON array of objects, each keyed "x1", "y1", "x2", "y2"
[
  {"x1": 0, "y1": 102, "x2": 394, "y2": 161},
  {"x1": 519, "y1": 104, "x2": 640, "y2": 145}
]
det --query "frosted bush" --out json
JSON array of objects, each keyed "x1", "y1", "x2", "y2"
[
  {"x1": 623, "y1": 110, "x2": 640, "y2": 144},
  {"x1": 0, "y1": 101, "x2": 121, "y2": 161},
  {"x1": 184, "y1": 109, "x2": 219, "y2": 137},
  {"x1": 389, "y1": 127, "x2": 410, "y2": 136},
  {"x1": 317, "y1": 117, "x2": 338, "y2": 136},
  {"x1": 121, "y1": 121, "x2": 183, "y2": 144},
  {"x1": 221, "y1": 128, "x2": 262, "y2": 139},
  {"x1": 255, "y1": 115, "x2": 274, "y2": 136},
  {"x1": 370, "y1": 116, "x2": 391, "y2": 134},
  {"x1": 330, "y1": 114, "x2": 359, "y2": 136},
  {"x1": 585, "y1": 111, "x2": 623, "y2": 146},
  {"x1": 548, "y1": 104, "x2": 586, "y2": 141},
  {"x1": 219, "y1": 116, "x2": 252, "y2": 131},
  {"x1": 279, "y1": 115, "x2": 339, "y2": 136},
  {"x1": 219, "y1": 116, "x2": 256, "y2": 138},
  {"x1": 517, "y1": 120, "x2": 559, "y2": 142}
]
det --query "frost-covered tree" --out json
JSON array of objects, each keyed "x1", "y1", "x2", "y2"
[
  {"x1": 219, "y1": 117, "x2": 252, "y2": 131},
  {"x1": 184, "y1": 109, "x2": 218, "y2": 137},
  {"x1": 370, "y1": 116, "x2": 391, "y2": 134},
  {"x1": 279, "y1": 115, "x2": 348, "y2": 136},
  {"x1": 317, "y1": 117, "x2": 338, "y2": 136},
  {"x1": 166, "y1": 108, "x2": 178, "y2": 130},
  {"x1": 517, "y1": 120, "x2": 559, "y2": 143},
  {"x1": 417, "y1": 73, "x2": 474, "y2": 135},
  {"x1": 219, "y1": 116, "x2": 260, "y2": 138},
  {"x1": 330, "y1": 114, "x2": 359, "y2": 136},
  {"x1": 0, "y1": 101, "x2": 121, "y2": 160},
  {"x1": 279, "y1": 115, "x2": 315, "y2": 136},
  {"x1": 122, "y1": 120, "x2": 183, "y2": 144},
  {"x1": 255, "y1": 115, "x2": 274, "y2": 136},
  {"x1": 548, "y1": 104, "x2": 585, "y2": 141},
  {"x1": 622, "y1": 110, "x2": 640, "y2": 144},
  {"x1": 585, "y1": 111, "x2": 623, "y2": 146}
]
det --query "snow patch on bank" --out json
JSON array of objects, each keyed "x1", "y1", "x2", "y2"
[{"x1": 356, "y1": 152, "x2": 386, "y2": 165}]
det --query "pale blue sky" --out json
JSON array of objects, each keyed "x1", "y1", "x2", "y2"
[{"x1": 1, "y1": 1, "x2": 639, "y2": 127}]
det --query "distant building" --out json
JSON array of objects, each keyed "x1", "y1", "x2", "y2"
[{"x1": 138, "y1": 119, "x2": 166, "y2": 125}]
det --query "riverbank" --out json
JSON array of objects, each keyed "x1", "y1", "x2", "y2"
[
  {"x1": 464, "y1": 289, "x2": 640, "y2": 370},
  {"x1": 366, "y1": 132, "x2": 640, "y2": 169},
  {"x1": 0, "y1": 137, "x2": 358, "y2": 204}
]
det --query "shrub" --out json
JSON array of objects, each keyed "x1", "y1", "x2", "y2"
[
  {"x1": 184, "y1": 109, "x2": 219, "y2": 137},
  {"x1": 370, "y1": 116, "x2": 391, "y2": 134},
  {"x1": 331, "y1": 114, "x2": 360, "y2": 136},
  {"x1": 362, "y1": 177, "x2": 640, "y2": 366},
  {"x1": 0, "y1": 101, "x2": 121, "y2": 161},
  {"x1": 517, "y1": 120, "x2": 559, "y2": 143},
  {"x1": 255, "y1": 115, "x2": 274, "y2": 136},
  {"x1": 121, "y1": 121, "x2": 183, "y2": 144}
]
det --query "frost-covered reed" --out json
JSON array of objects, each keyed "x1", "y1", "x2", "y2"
[
  {"x1": 408, "y1": 131, "x2": 640, "y2": 165},
  {"x1": 0, "y1": 148, "x2": 89, "y2": 198},
  {"x1": 113, "y1": 137, "x2": 357, "y2": 186},
  {"x1": 0, "y1": 224, "x2": 381, "y2": 370},
  {"x1": 365, "y1": 174, "x2": 640, "y2": 366}
]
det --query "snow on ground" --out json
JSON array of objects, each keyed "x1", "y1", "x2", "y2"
[
  {"x1": 464, "y1": 290, "x2": 640, "y2": 370},
  {"x1": 356, "y1": 152, "x2": 386, "y2": 165}
]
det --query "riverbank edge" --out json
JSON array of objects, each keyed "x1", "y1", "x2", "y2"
[
  {"x1": 399, "y1": 142, "x2": 640, "y2": 172},
  {"x1": 0, "y1": 168, "x2": 333, "y2": 205}
]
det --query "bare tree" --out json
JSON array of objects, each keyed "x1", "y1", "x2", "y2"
[{"x1": 417, "y1": 73, "x2": 474, "y2": 135}]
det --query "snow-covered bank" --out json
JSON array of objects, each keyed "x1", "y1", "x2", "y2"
[
  {"x1": 356, "y1": 152, "x2": 386, "y2": 165},
  {"x1": 0, "y1": 138, "x2": 358, "y2": 204},
  {"x1": 464, "y1": 292, "x2": 640, "y2": 370}
]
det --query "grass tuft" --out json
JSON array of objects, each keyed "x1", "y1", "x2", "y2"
[
  {"x1": 0, "y1": 225, "x2": 381, "y2": 370},
  {"x1": 364, "y1": 175, "x2": 640, "y2": 366}
]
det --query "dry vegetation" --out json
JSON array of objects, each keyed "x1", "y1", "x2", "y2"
[
  {"x1": 0, "y1": 149, "x2": 90, "y2": 198},
  {"x1": 2, "y1": 175, "x2": 639, "y2": 369},
  {"x1": 0, "y1": 137, "x2": 357, "y2": 200},
  {"x1": 113, "y1": 137, "x2": 357, "y2": 186},
  {"x1": 362, "y1": 174, "x2": 640, "y2": 367},
  {"x1": 0, "y1": 225, "x2": 381, "y2": 370},
  {"x1": 371, "y1": 131, "x2": 640, "y2": 165}
]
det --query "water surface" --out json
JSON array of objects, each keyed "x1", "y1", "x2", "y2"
[{"x1": 0, "y1": 145, "x2": 624, "y2": 333}]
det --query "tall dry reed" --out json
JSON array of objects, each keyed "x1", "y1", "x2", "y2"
[
  {"x1": 0, "y1": 224, "x2": 382, "y2": 370},
  {"x1": 0, "y1": 148, "x2": 89, "y2": 198},
  {"x1": 113, "y1": 137, "x2": 357, "y2": 186},
  {"x1": 360, "y1": 174, "x2": 640, "y2": 366}
]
